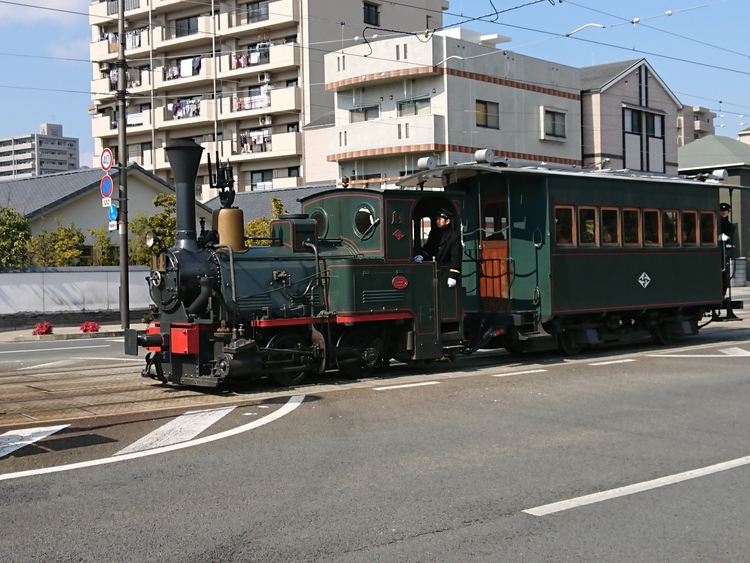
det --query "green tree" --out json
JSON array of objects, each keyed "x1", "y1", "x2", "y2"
[
  {"x1": 87, "y1": 225, "x2": 118, "y2": 266},
  {"x1": 129, "y1": 193, "x2": 177, "y2": 265},
  {"x1": 0, "y1": 207, "x2": 31, "y2": 268},
  {"x1": 244, "y1": 197, "x2": 286, "y2": 246},
  {"x1": 27, "y1": 219, "x2": 85, "y2": 267}
]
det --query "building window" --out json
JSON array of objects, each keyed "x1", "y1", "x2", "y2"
[
  {"x1": 542, "y1": 108, "x2": 566, "y2": 139},
  {"x1": 624, "y1": 108, "x2": 642, "y2": 133},
  {"x1": 646, "y1": 113, "x2": 663, "y2": 138},
  {"x1": 476, "y1": 100, "x2": 499, "y2": 129},
  {"x1": 287, "y1": 123, "x2": 299, "y2": 133},
  {"x1": 288, "y1": 166, "x2": 300, "y2": 177},
  {"x1": 174, "y1": 16, "x2": 198, "y2": 38},
  {"x1": 251, "y1": 169, "x2": 273, "y2": 191},
  {"x1": 363, "y1": 2, "x2": 379, "y2": 25},
  {"x1": 398, "y1": 98, "x2": 430, "y2": 117},
  {"x1": 286, "y1": 79, "x2": 298, "y2": 87},
  {"x1": 248, "y1": 0, "x2": 269, "y2": 23},
  {"x1": 350, "y1": 105, "x2": 379, "y2": 123}
]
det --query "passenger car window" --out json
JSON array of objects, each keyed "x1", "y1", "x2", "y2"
[
  {"x1": 623, "y1": 208, "x2": 641, "y2": 246},
  {"x1": 554, "y1": 206, "x2": 574, "y2": 245},
  {"x1": 682, "y1": 211, "x2": 698, "y2": 245},
  {"x1": 700, "y1": 211, "x2": 716, "y2": 246},
  {"x1": 578, "y1": 207, "x2": 597, "y2": 245},
  {"x1": 601, "y1": 208, "x2": 619, "y2": 245},
  {"x1": 643, "y1": 209, "x2": 660, "y2": 246},
  {"x1": 662, "y1": 210, "x2": 679, "y2": 246}
]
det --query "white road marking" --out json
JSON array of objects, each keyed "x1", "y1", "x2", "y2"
[
  {"x1": 719, "y1": 347, "x2": 750, "y2": 356},
  {"x1": 0, "y1": 395, "x2": 305, "y2": 481},
  {"x1": 73, "y1": 357, "x2": 143, "y2": 362},
  {"x1": 0, "y1": 345, "x2": 110, "y2": 355},
  {"x1": 374, "y1": 381, "x2": 440, "y2": 391},
  {"x1": 524, "y1": 454, "x2": 750, "y2": 517},
  {"x1": 116, "y1": 406, "x2": 236, "y2": 455},
  {"x1": 650, "y1": 354, "x2": 750, "y2": 358},
  {"x1": 19, "y1": 360, "x2": 77, "y2": 370},
  {"x1": 589, "y1": 359, "x2": 636, "y2": 366},
  {"x1": 0, "y1": 425, "x2": 69, "y2": 459},
  {"x1": 492, "y1": 369, "x2": 547, "y2": 377}
]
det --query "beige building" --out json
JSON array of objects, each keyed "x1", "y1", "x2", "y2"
[
  {"x1": 0, "y1": 124, "x2": 80, "y2": 181},
  {"x1": 581, "y1": 59, "x2": 682, "y2": 175},
  {"x1": 678, "y1": 106, "x2": 716, "y2": 147},
  {"x1": 314, "y1": 28, "x2": 582, "y2": 188},
  {"x1": 89, "y1": 0, "x2": 449, "y2": 200}
]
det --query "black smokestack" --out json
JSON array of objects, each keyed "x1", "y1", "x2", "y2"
[{"x1": 165, "y1": 139, "x2": 204, "y2": 251}]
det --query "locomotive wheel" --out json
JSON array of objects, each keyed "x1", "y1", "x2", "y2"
[
  {"x1": 335, "y1": 328, "x2": 380, "y2": 379},
  {"x1": 650, "y1": 322, "x2": 674, "y2": 346},
  {"x1": 557, "y1": 329, "x2": 582, "y2": 356},
  {"x1": 266, "y1": 332, "x2": 308, "y2": 387}
]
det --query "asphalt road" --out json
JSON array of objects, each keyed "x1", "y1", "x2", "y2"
[{"x1": 2, "y1": 326, "x2": 750, "y2": 562}]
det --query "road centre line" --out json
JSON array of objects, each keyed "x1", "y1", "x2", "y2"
[
  {"x1": 588, "y1": 359, "x2": 636, "y2": 366},
  {"x1": 0, "y1": 395, "x2": 305, "y2": 482},
  {"x1": 492, "y1": 369, "x2": 547, "y2": 377},
  {"x1": 0, "y1": 345, "x2": 110, "y2": 355},
  {"x1": 524, "y1": 453, "x2": 750, "y2": 517},
  {"x1": 374, "y1": 381, "x2": 439, "y2": 391}
]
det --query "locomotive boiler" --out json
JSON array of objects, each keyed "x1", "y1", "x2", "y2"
[{"x1": 126, "y1": 140, "x2": 733, "y2": 388}]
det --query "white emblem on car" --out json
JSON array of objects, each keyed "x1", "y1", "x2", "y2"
[{"x1": 638, "y1": 272, "x2": 651, "y2": 288}]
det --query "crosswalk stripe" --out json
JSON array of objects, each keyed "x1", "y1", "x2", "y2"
[
  {"x1": 115, "y1": 406, "x2": 236, "y2": 455},
  {"x1": 720, "y1": 347, "x2": 750, "y2": 356},
  {"x1": 0, "y1": 425, "x2": 69, "y2": 459}
]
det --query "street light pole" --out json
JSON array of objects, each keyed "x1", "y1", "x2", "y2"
[{"x1": 117, "y1": 0, "x2": 130, "y2": 328}]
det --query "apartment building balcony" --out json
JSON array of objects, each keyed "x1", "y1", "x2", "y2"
[
  {"x1": 156, "y1": 98, "x2": 218, "y2": 129},
  {"x1": 231, "y1": 131, "x2": 301, "y2": 163},
  {"x1": 693, "y1": 120, "x2": 714, "y2": 133},
  {"x1": 154, "y1": 57, "x2": 215, "y2": 89},
  {"x1": 217, "y1": 0, "x2": 299, "y2": 34},
  {"x1": 90, "y1": 37, "x2": 118, "y2": 63},
  {"x1": 152, "y1": 16, "x2": 213, "y2": 51},
  {"x1": 89, "y1": 0, "x2": 149, "y2": 24},
  {"x1": 272, "y1": 176, "x2": 303, "y2": 189},
  {"x1": 217, "y1": 43, "x2": 300, "y2": 80},
  {"x1": 222, "y1": 86, "x2": 301, "y2": 119},
  {"x1": 10, "y1": 141, "x2": 33, "y2": 152},
  {"x1": 128, "y1": 68, "x2": 152, "y2": 94},
  {"x1": 92, "y1": 109, "x2": 154, "y2": 138},
  {"x1": 329, "y1": 114, "x2": 446, "y2": 157},
  {"x1": 91, "y1": 76, "x2": 116, "y2": 102}
]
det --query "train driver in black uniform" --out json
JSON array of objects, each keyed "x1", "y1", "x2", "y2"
[
  {"x1": 720, "y1": 202, "x2": 736, "y2": 298},
  {"x1": 413, "y1": 208, "x2": 462, "y2": 287}
]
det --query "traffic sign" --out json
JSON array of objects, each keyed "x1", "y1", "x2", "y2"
[
  {"x1": 102, "y1": 197, "x2": 112, "y2": 207},
  {"x1": 100, "y1": 175, "x2": 114, "y2": 198},
  {"x1": 108, "y1": 204, "x2": 119, "y2": 222},
  {"x1": 100, "y1": 148, "x2": 113, "y2": 172},
  {"x1": 108, "y1": 221, "x2": 118, "y2": 232}
]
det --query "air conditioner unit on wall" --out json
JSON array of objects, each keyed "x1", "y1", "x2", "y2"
[
  {"x1": 258, "y1": 72, "x2": 271, "y2": 83},
  {"x1": 259, "y1": 115, "x2": 272, "y2": 126}
]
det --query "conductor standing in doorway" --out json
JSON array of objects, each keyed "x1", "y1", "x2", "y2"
[{"x1": 414, "y1": 208, "x2": 462, "y2": 287}]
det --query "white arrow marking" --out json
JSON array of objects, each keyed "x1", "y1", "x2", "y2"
[
  {"x1": 116, "y1": 406, "x2": 236, "y2": 455},
  {"x1": 0, "y1": 425, "x2": 69, "y2": 459}
]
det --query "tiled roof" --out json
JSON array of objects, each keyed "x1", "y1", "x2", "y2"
[
  {"x1": 0, "y1": 164, "x2": 197, "y2": 218},
  {"x1": 580, "y1": 59, "x2": 641, "y2": 91},
  {"x1": 204, "y1": 184, "x2": 338, "y2": 221},
  {"x1": 678, "y1": 134, "x2": 750, "y2": 171}
]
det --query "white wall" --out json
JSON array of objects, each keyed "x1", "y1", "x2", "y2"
[{"x1": 0, "y1": 267, "x2": 151, "y2": 314}]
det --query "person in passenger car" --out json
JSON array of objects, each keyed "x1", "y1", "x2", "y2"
[{"x1": 413, "y1": 208, "x2": 462, "y2": 287}]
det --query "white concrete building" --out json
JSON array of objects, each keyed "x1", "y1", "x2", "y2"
[
  {"x1": 89, "y1": 0, "x2": 449, "y2": 200},
  {"x1": 677, "y1": 106, "x2": 716, "y2": 147},
  {"x1": 317, "y1": 28, "x2": 582, "y2": 188},
  {"x1": 0, "y1": 124, "x2": 80, "y2": 181}
]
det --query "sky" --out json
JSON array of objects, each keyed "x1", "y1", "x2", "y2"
[{"x1": 0, "y1": 0, "x2": 748, "y2": 169}]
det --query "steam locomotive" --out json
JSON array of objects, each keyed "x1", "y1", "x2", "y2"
[{"x1": 125, "y1": 140, "x2": 730, "y2": 387}]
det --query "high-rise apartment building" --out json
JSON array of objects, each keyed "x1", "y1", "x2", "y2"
[
  {"x1": 0, "y1": 124, "x2": 80, "y2": 181},
  {"x1": 89, "y1": 0, "x2": 449, "y2": 200}
]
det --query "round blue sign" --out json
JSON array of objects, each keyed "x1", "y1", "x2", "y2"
[
  {"x1": 100, "y1": 175, "x2": 114, "y2": 198},
  {"x1": 108, "y1": 204, "x2": 119, "y2": 221}
]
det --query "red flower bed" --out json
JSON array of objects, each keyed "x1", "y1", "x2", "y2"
[
  {"x1": 32, "y1": 322, "x2": 54, "y2": 335},
  {"x1": 80, "y1": 321, "x2": 100, "y2": 333}
]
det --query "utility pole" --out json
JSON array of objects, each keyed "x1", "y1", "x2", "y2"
[{"x1": 117, "y1": 0, "x2": 130, "y2": 328}]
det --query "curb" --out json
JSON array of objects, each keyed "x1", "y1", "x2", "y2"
[{"x1": 12, "y1": 330, "x2": 129, "y2": 343}]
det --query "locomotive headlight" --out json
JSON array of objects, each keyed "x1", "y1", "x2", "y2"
[{"x1": 145, "y1": 230, "x2": 161, "y2": 249}]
